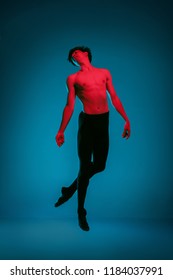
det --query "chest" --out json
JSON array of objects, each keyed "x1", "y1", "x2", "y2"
[{"x1": 74, "y1": 71, "x2": 106, "y2": 90}]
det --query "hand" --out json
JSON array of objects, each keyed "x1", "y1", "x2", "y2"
[
  {"x1": 122, "y1": 121, "x2": 130, "y2": 139},
  {"x1": 55, "y1": 131, "x2": 65, "y2": 147}
]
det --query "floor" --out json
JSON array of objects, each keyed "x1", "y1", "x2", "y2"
[{"x1": 0, "y1": 218, "x2": 172, "y2": 260}]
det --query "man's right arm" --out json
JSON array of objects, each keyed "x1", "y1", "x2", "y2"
[{"x1": 55, "y1": 75, "x2": 76, "y2": 147}]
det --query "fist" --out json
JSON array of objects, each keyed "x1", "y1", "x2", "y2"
[
  {"x1": 122, "y1": 121, "x2": 130, "y2": 139},
  {"x1": 55, "y1": 131, "x2": 65, "y2": 147}
]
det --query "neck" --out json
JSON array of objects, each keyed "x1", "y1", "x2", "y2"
[{"x1": 79, "y1": 60, "x2": 93, "y2": 71}]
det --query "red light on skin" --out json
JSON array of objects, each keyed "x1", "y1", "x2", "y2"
[{"x1": 56, "y1": 48, "x2": 130, "y2": 147}]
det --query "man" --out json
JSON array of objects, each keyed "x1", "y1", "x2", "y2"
[{"x1": 55, "y1": 46, "x2": 130, "y2": 231}]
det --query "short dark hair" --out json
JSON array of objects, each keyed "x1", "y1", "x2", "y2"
[{"x1": 68, "y1": 46, "x2": 92, "y2": 66}]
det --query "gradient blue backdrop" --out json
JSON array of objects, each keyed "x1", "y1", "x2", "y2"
[{"x1": 0, "y1": 0, "x2": 173, "y2": 259}]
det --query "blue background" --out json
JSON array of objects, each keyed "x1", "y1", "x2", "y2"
[{"x1": 0, "y1": 0, "x2": 173, "y2": 259}]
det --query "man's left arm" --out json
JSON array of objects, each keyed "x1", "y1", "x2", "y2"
[{"x1": 105, "y1": 69, "x2": 131, "y2": 139}]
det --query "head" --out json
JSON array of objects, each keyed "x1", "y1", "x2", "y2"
[{"x1": 68, "y1": 46, "x2": 92, "y2": 66}]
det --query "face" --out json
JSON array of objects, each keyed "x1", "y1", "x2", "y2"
[{"x1": 71, "y1": 50, "x2": 88, "y2": 64}]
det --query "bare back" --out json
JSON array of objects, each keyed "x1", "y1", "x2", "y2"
[{"x1": 72, "y1": 67, "x2": 109, "y2": 114}]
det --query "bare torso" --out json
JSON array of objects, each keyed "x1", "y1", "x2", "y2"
[{"x1": 72, "y1": 67, "x2": 109, "y2": 114}]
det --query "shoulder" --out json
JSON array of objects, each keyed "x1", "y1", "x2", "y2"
[
  {"x1": 99, "y1": 68, "x2": 112, "y2": 80},
  {"x1": 101, "y1": 68, "x2": 111, "y2": 74},
  {"x1": 66, "y1": 73, "x2": 77, "y2": 84},
  {"x1": 97, "y1": 67, "x2": 111, "y2": 75}
]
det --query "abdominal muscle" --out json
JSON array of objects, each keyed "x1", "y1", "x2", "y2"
[
  {"x1": 74, "y1": 68, "x2": 110, "y2": 114},
  {"x1": 76, "y1": 88, "x2": 109, "y2": 115}
]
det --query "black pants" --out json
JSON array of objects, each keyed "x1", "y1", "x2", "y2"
[{"x1": 77, "y1": 111, "x2": 109, "y2": 214}]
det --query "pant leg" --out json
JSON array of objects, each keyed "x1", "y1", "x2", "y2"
[
  {"x1": 65, "y1": 111, "x2": 109, "y2": 216},
  {"x1": 92, "y1": 112, "x2": 109, "y2": 172},
  {"x1": 77, "y1": 112, "x2": 93, "y2": 214},
  {"x1": 67, "y1": 112, "x2": 109, "y2": 194}
]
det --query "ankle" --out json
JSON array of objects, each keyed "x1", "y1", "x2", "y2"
[{"x1": 78, "y1": 208, "x2": 87, "y2": 216}]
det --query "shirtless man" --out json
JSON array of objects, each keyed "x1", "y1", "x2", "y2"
[{"x1": 55, "y1": 46, "x2": 130, "y2": 231}]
